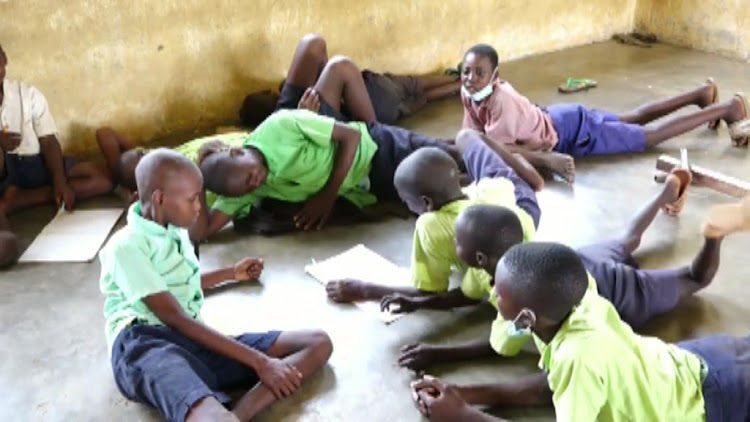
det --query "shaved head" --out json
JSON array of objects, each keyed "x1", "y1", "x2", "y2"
[
  {"x1": 394, "y1": 148, "x2": 462, "y2": 213},
  {"x1": 455, "y1": 205, "x2": 524, "y2": 274},
  {"x1": 135, "y1": 149, "x2": 201, "y2": 204}
]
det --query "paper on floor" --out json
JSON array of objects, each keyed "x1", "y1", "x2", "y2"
[
  {"x1": 305, "y1": 244, "x2": 411, "y2": 324},
  {"x1": 19, "y1": 208, "x2": 125, "y2": 263}
]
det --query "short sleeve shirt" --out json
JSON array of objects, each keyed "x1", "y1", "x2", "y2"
[
  {"x1": 411, "y1": 177, "x2": 536, "y2": 293},
  {"x1": 99, "y1": 202, "x2": 204, "y2": 352},
  {"x1": 0, "y1": 79, "x2": 58, "y2": 156},
  {"x1": 212, "y1": 109, "x2": 378, "y2": 218}
]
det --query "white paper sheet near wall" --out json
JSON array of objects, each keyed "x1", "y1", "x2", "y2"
[
  {"x1": 305, "y1": 244, "x2": 412, "y2": 324},
  {"x1": 19, "y1": 208, "x2": 125, "y2": 263}
]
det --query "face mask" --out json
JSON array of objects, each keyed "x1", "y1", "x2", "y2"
[
  {"x1": 506, "y1": 308, "x2": 537, "y2": 337},
  {"x1": 462, "y1": 69, "x2": 497, "y2": 102}
]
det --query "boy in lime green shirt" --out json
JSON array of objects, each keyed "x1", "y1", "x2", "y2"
[
  {"x1": 412, "y1": 234, "x2": 750, "y2": 422},
  {"x1": 99, "y1": 149, "x2": 332, "y2": 422},
  {"x1": 197, "y1": 108, "x2": 461, "y2": 238},
  {"x1": 325, "y1": 129, "x2": 542, "y2": 309}
]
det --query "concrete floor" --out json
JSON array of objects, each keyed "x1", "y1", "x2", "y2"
[{"x1": 2, "y1": 41, "x2": 750, "y2": 421}]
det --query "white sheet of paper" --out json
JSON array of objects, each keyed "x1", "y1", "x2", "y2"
[
  {"x1": 305, "y1": 244, "x2": 411, "y2": 324},
  {"x1": 19, "y1": 208, "x2": 125, "y2": 263}
]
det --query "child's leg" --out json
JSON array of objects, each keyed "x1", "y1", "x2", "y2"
[
  {"x1": 619, "y1": 81, "x2": 716, "y2": 125},
  {"x1": 95, "y1": 127, "x2": 135, "y2": 177},
  {"x1": 229, "y1": 330, "x2": 333, "y2": 421},
  {"x1": 65, "y1": 161, "x2": 114, "y2": 199},
  {"x1": 314, "y1": 55, "x2": 376, "y2": 122},
  {"x1": 416, "y1": 75, "x2": 461, "y2": 101},
  {"x1": 0, "y1": 210, "x2": 19, "y2": 268},
  {"x1": 284, "y1": 34, "x2": 329, "y2": 89},
  {"x1": 642, "y1": 96, "x2": 747, "y2": 147},
  {"x1": 503, "y1": 144, "x2": 576, "y2": 184},
  {"x1": 617, "y1": 174, "x2": 682, "y2": 253}
]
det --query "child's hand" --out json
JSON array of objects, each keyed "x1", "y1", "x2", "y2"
[
  {"x1": 54, "y1": 181, "x2": 76, "y2": 211},
  {"x1": 399, "y1": 343, "x2": 440, "y2": 371},
  {"x1": 233, "y1": 257, "x2": 264, "y2": 281},
  {"x1": 298, "y1": 88, "x2": 321, "y2": 113},
  {"x1": 411, "y1": 376, "x2": 469, "y2": 422},
  {"x1": 380, "y1": 293, "x2": 419, "y2": 314},
  {"x1": 0, "y1": 132, "x2": 22, "y2": 152},
  {"x1": 295, "y1": 188, "x2": 337, "y2": 230},
  {"x1": 257, "y1": 357, "x2": 303, "y2": 399}
]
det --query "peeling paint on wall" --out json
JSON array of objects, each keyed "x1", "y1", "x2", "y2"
[{"x1": 0, "y1": 0, "x2": 636, "y2": 154}]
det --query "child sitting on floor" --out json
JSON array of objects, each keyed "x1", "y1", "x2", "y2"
[
  {"x1": 412, "y1": 198, "x2": 750, "y2": 421},
  {"x1": 99, "y1": 149, "x2": 332, "y2": 422},
  {"x1": 325, "y1": 128, "x2": 542, "y2": 306},
  {"x1": 459, "y1": 44, "x2": 750, "y2": 183}
]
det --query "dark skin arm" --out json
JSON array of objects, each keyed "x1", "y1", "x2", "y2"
[
  {"x1": 412, "y1": 376, "x2": 513, "y2": 422},
  {"x1": 189, "y1": 190, "x2": 233, "y2": 242},
  {"x1": 200, "y1": 258, "x2": 263, "y2": 290},
  {"x1": 475, "y1": 133, "x2": 545, "y2": 191},
  {"x1": 399, "y1": 336, "x2": 496, "y2": 371},
  {"x1": 294, "y1": 122, "x2": 361, "y2": 230},
  {"x1": 39, "y1": 135, "x2": 75, "y2": 210},
  {"x1": 380, "y1": 288, "x2": 480, "y2": 313},
  {"x1": 455, "y1": 373, "x2": 553, "y2": 407},
  {"x1": 143, "y1": 289, "x2": 301, "y2": 399}
]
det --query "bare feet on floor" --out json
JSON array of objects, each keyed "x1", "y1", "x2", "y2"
[
  {"x1": 326, "y1": 279, "x2": 371, "y2": 303},
  {"x1": 660, "y1": 173, "x2": 682, "y2": 204},
  {"x1": 702, "y1": 195, "x2": 750, "y2": 238},
  {"x1": 541, "y1": 152, "x2": 576, "y2": 184},
  {"x1": 700, "y1": 78, "x2": 720, "y2": 130},
  {"x1": 727, "y1": 94, "x2": 750, "y2": 147}
]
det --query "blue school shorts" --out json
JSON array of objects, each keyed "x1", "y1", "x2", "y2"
[
  {"x1": 276, "y1": 82, "x2": 349, "y2": 122},
  {"x1": 546, "y1": 104, "x2": 646, "y2": 157},
  {"x1": 366, "y1": 122, "x2": 455, "y2": 202},
  {"x1": 577, "y1": 240, "x2": 684, "y2": 328},
  {"x1": 111, "y1": 324, "x2": 281, "y2": 422},
  {"x1": 677, "y1": 335, "x2": 750, "y2": 422},
  {"x1": 0, "y1": 153, "x2": 78, "y2": 193},
  {"x1": 461, "y1": 136, "x2": 541, "y2": 228}
]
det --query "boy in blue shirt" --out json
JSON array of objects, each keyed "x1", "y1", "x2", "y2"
[{"x1": 99, "y1": 149, "x2": 332, "y2": 422}]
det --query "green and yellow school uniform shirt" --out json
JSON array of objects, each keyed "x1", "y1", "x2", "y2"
[
  {"x1": 539, "y1": 288, "x2": 706, "y2": 422},
  {"x1": 212, "y1": 109, "x2": 379, "y2": 218},
  {"x1": 410, "y1": 177, "x2": 536, "y2": 295},
  {"x1": 99, "y1": 202, "x2": 204, "y2": 352}
]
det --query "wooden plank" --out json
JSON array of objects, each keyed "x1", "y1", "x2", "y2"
[{"x1": 655, "y1": 154, "x2": 750, "y2": 198}]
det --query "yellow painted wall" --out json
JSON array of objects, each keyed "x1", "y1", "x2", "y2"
[
  {"x1": 0, "y1": 0, "x2": 637, "y2": 154},
  {"x1": 635, "y1": 0, "x2": 750, "y2": 61}
]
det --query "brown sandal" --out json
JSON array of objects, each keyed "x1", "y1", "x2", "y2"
[
  {"x1": 728, "y1": 93, "x2": 750, "y2": 147},
  {"x1": 662, "y1": 168, "x2": 692, "y2": 216}
]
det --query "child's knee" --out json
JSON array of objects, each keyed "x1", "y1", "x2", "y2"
[
  {"x1": 95, "y1": 127, "x2": 117, "y2": 145},
  {"x1": 327, "y1": 55, "x2": 359, "y2": 76},
  {"x1": 301, "y1": 33, "x2": 327, "y2": 56},
  {"x1": 308, "y1": 330, "x2": 334, "y2": 363}
]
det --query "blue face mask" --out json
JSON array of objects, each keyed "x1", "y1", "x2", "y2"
[{"x1": 506, "y1": 308, "x2": 536, "y2": 338}]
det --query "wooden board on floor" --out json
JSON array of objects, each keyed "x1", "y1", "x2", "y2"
[
  {"x1": 305, "y1": 244, "x2": 410, "y2": 324},
  {"x1": 656, "y1": 154, "x2": 750, "y2": 198}
]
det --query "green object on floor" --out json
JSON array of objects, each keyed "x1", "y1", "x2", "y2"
[{"x1": 558, "y1": 77, "x2": 598, "y2": 93}]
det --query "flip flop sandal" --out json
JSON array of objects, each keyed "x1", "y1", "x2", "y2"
[
  {"x1": 705, "y1": 78, "x2": 721, "y2": 130},
  {"x1": 662, "y1": 168, "x2": 692, "y2": 216},
  {"x1": 728, "y1": 93, "x2": 750, "y2": 147},
  {"x1": 558, "y1": 78, "x2": 598, "y2": 93}
]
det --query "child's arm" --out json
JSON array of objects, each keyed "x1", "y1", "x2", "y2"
[
  {"x1": 294, "y1": 122, "x2": 361, "y2": 230},
  {"x1": 380, "y1": 288, "x2": 480, "y2": 313},
  {"x1": 476, "y1": 133, "x2": 544, "y2": 191},
  {"x1": 454, "y1": 373, "x2": 552, "y2": 407},
  {"x1": 143, "y1": 291, "x2": 303, "y2": 398},
  {"x1": 38, "y1": 135, "x2": 76, "y2": 210},
  {"x1": 413, "y1": 376, "x2": 512, "y2": 422},
  {"x1": 201, "y1": 258, "x2": 264, "y2": 290},
  {"x1": 189, "y1": 190, "x2": 233, "y2": 242},
  {"x1": 398, "y1": 337, "x2": 496, "y2": 371}
]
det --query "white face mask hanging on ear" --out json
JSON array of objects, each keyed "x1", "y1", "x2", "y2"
[
  {"x1": 462, "y1": 68, "x2": 498, "y2": 102},
  {"x1": 507, "y1": 307, "x2": 537, "y2": 337}
]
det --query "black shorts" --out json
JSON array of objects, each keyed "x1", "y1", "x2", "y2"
[
  {"x1": 362, "y1": 71, "x2": 426, "y2": 125},
  {"x1": 276, "y1": 83, "x2": 349, "y2": 122},
  {"x1": 0, "y1": 153, "x2": 78, "y2": 192},
  {"x1": 111, "y1": 324, "x2": 281, "y2": 422}
]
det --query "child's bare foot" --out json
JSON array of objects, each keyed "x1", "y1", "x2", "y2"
[
  {"x1": 662, "y1": 168, "x2": 692, "y2": 216},
  {"x1": 541, "y1": 152, "x2": 575, "y2": 184},
  {"x1": 325, "y1": 279, "x2": 372, "y2": 303},
  {"x1": 727, "y1": 94, "x2": 750, "y2": 147},
  {"x1": 700, "y1": 78, "x2": 720, "y2": 129},
  {"x1": 702, "y1": 195, "x2": 750, "y2": 238},
  {"x1": 660, "y1": 173, "x2": 682, "y2": 204}
]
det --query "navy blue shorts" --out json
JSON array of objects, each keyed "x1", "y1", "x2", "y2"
[
  {"x1": 111, "y1": 324, "x2": 281, "y2": 422},
  {"x1": 547, "y1": 104, "x2": 646, "y2": 157},
  {"x1": 677, "y1": 335, "x2": 750, "y2": 422},
  {"x1": 276, "y1": 83, "x2": 349, "y2": 122},
  {"x1": 366, "y1": 122, "x2": 454, "y2": 201},
  {"x1": 461, "y1": 137, "x2": 541, "y2": 228},
  {"x1": 0, "y1": 153, "x2": 78, "y2": 192},
  {"x1": 577, "y1": 240, "x2": 684, "y2": 328}
]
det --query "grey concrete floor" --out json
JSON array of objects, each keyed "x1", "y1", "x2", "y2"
[{"x1": 2, "y1": 41, "x2": 750, "y2": 421}]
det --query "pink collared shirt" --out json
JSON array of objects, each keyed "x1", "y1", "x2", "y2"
[{"x1": 461, "y1": 79, "x2": 558, "y2": 151}]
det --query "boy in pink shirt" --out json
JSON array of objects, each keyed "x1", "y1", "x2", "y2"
[{"x1": 460, "y1": 44, "x2": 750, "y2": 184}]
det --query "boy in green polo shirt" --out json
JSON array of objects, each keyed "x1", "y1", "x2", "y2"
[
  {"x1": 197, "y1": 108, "x2": 461, "y2": 238},
  {"x1": 412, "y1": 236, "x2": 750, "y2": 422},
  {"x1": 99, "y1": 149, "x2": 332, "y2": 422},
  {"x1": 325, "y1": 128, "x2": 542, "y2": 306}
]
